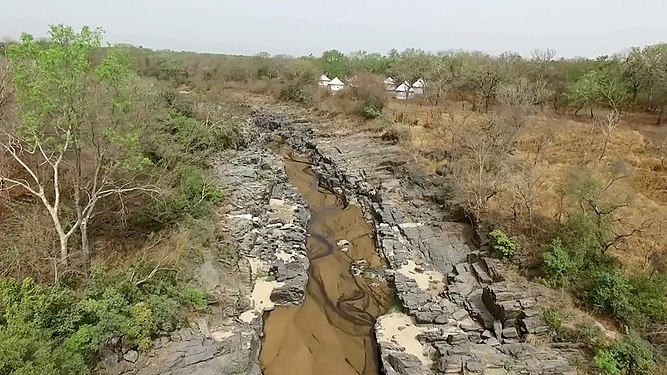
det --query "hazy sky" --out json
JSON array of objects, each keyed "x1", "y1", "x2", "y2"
[{"x1": 1, "y1": 0, "x2": 666, "y2": 58}]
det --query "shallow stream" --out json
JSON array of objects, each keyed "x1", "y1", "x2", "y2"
[{"x1": 260, "y1": 148, "x2": 393, "y2": 375}]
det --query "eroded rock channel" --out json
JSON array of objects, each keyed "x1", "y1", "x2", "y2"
[
  {"x1": 261, "y1": 148, "x2": 393, "y2": 375},
  {"x1": 119, "y1": 110, "x2": 578, "y2": 375}
]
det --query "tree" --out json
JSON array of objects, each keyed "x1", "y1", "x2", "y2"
[
  {"x1": 1, "y1": 25, "x2": 155, "y2": 277},
  {"x1": 320, "y1": 49, "x2": 348, "y2": 79},
  {"x1": 567, "y1": 70, "x2": 599, "y2": 117},
  {"x1": 596, "y1": 110, "x2": 620, "y2": 162},
  {"x1": 461, "y1": 52, "x2": 509, "y2": 112},
  {"x1": 448, "y1": 117, "x2": 516, "y2": 218},
  {"x1": 424, "y1": 52, "x2": 463, "y2": 107},
  {"x1": 497, "y1": 78, "x2": 552, "y2": 130}
]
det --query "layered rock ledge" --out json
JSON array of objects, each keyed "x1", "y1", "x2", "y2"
[{"x1": 254, "y1": 111, "x2": 576, "y2": 375}]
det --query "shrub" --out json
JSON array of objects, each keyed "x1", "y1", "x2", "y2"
[
  {"x1": 0, "y1": 326, "x2": 88, "y2": 375},
  {"x1": 629, "y1": 273, "x2": 667, "y2": 323},
  {"x1": 381, "y1": 122, "x2": 410, "y2": 144},
  {"x1": 360, "y1": 103, "x2": 382, "y2": 119},
  {"x1": 542, "y1": 237, "x2": 576, "y2": 285},
  {"x1": 544, "y1": 309, "x2": 563, "y2": 333},
  {"x1": 489, "y1": 229, "x2": 518, "y2": 260},
  {"x1": 595, "y1": 334, "x2": 660, "y2": 375},
  {"x1": 595, "y1": 348, "x2": 623, "y2": 375},
  {"x1": 280, "y1": 81, "x2": 313, "y2": 104},
  {"x1": 0, "y1": 268, "x2": 189, "y2": 373},
  {"x1": 183, "y1": 287, "x2": 208, "y2": 310},
  {"x1": 586, "y1": 267, "x2": 638, "y2": 324}
]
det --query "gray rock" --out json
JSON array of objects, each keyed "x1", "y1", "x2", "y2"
[
  {"x1": 123, "y1": 350, "x2": 139, "y2": 363},
  {"x1": 502, "y1": 327, "x2": 519, "y2": 339},
  {"x1": 384, "y1": 352, "x2": 424, "y2": 375},
  {"x1": 452, "y1": 309, "x2": 469, "y2": 321},
  {"x1": 198, "y1": 317, "x2": 212, "y2": 339},
  {"x1": 494, "y1": 320, "x2": 503, "y2": 340},
  {"x1": 485, "y1": 337, "x2": 501, "y2": 346},
  {"x1": 481, "y1": 330, "x2": 493, "y2": 339}
]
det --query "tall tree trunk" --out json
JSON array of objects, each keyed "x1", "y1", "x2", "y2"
[
  {"x1": 47, "y1": 210, "x2": 69, "y2": 267},
  {"x1": 81, "y1": 219, "x2": 91, "y2": 274}
]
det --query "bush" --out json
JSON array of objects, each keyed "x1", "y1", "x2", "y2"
[
  {"x1": 0, "y1": 268, "x2": 191, "y2": 374},
  {"x1": 595, "y1": 334, "x2": 660, "y2": 375},
  {"x1": 595, "y1": 348, "x2": 623, "y2": 375},
  {"x1": 183, "y1": 287, "x2": 208, "y2": 310},
  {"x1": 280, "y1": 81, "x2": 313, "y2": 104},
  {"x1": 586, "y1": 267, "x2": 639, "y2": 324},
  {"x1": 360, "y1": 103, "x2": 382, "y2": 119},
  {"x1": 544, "y1": 309, "x2": 563, "y2": 333},
  {"x1": 629, "y1": 273, "x2": 667, "y2": 323},
  {"x1": 489, "y1": 229, "x2": 518, "y2": 260},
  {"x1": 542, "y1": 237, "x2": 577, "y2": 285},
  {"x1": 381, "y1": 122, "x2": 410, "y2": 144}
]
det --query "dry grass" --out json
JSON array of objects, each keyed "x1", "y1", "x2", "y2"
[{"x1": 380, "y1": 100, "x2": 667, "y2": 272}]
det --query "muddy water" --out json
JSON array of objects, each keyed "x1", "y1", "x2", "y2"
[{"x1": 260, "y1": 149, "x2": 393, "y2": 375}]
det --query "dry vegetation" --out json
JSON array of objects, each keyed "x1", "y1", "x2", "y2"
[{"x1": 0, "y1": 24, "x2": 665, "y2": 374}]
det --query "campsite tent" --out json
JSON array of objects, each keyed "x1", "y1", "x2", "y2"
[
  {"x1": 328, "y1": 77, "x2": 345, "y2": 92},
  {"x1": 394, "y1": 81, "x2": 414, "y2": 100},
  {"x1": 319, "y1": 74, "x2": 331, "y2": 86}
]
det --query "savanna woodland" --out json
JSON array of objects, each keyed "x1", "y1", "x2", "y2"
[{"x1": 1, "y1": 24, "x2": 667, "y2": 374}]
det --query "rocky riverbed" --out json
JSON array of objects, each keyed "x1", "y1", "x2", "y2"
[
  {"x1": 254, "y1": 111, "x2": 577, "y2": 375},
  {"x1": 108, "y1": 108, "x2": 576, "y2": 375}
]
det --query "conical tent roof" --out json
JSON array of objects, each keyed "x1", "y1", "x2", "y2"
[
  {"x1": 384, "y1": 77, "x2": 395, "y2": 84},
  {"x1": 395, "y1": 82, "x2": 410, "y2": 92},
  {"x1": 328, "y1": 77, "x2": 344, "y2": 85},
  {"x1": 412, "y1": 78, "x2": 425, "y2": 88},
  {"x1": 319, "y1": 74, "x2": 331, "y2": 81}
]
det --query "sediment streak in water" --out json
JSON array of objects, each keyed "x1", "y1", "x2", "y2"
[{"x1": 260, "y1": 149, "x2": 392, "y2": 375}]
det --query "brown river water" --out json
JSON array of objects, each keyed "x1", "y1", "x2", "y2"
[{"x1": 260, "y1": 149, "x2": 393, "y2": 375}]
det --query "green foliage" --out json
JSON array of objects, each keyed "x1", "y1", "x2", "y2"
[
  {"x1": 0, "y1": 326, "x2": 89, "y2": 375},
  {"x1": 146, "y1": 106, "x2": 240, "y2": 166},
  {"x1": 587, "y1": 268, "x2": 638, "y2": 324},
  {"x1": 595, "y1": 348, "x2": 623, "y2": 375},
  {"x1": 320, "y1": 49, "x2": 348, "y2": 79},
  {"x1": 360, "y1": 103, "x2": 382, "y2": 119},
  {"x1": 568, "y1": 65, "x2": 632, "y2": 112},
  {"x1": 183, "y1": 287, "x2": 208, "y2": 310},
  {"x1": 542, "y1": 238, "x2": 576, "y2": 285},
  {"x1": 543, "y1": 309, "x2": 563, "y2": 333},
  {"x1": 0, "y1": 268, "x2": 190, "y2": 374},
  {"x1": 628, "y1": 274, "x2": 667, "y2": 322},
  {"x1": 595, "y1": 334, "x2": 660, "y2": 375},
  {"x1": 489, "y1": 229, "x2": 518, "y2": 260}
]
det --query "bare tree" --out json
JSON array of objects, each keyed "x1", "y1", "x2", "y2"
[
  {"x1": 461, "y1": 53, "x2": 508, "y2": 112},
  {"x1": 530, "y1": 49, "x2": 556, "y2": 80},
  {"x1": 497, "y1": 78, "x2": 552, "y2": 130},
  {"x1": 510, "y1": 167, "x2": 546, "y2": 236},
  {"x1": 448, "y1": 117, "x2": 516, "y2": 219},
  {"x1": 596, "y1": 110, "x2": 620, "y2": 162}
]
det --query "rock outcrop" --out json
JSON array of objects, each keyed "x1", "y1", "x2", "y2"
[
  {"x1": 104, "y1": 121, "x2": 311, "y2": 375},
  {"x1": 253, "y1": 111, "x2": 576, "y2": 375}
]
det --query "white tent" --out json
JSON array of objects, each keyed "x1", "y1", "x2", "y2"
[
  {"x1": 328, "y1": 77, "x2": 345, "y2": 92},
  {"x1": 394, "y1": 82, "x2": 414, "y2": 100},
  {"x1": 383, "y1": 77, "x2": 396, "y2": 91},
  {"x1": 318, "y1": 74, "x2": 331, "y2": 86},
  {"x1": 412, "y1": 78, "x2": 426, "y2": 95}
]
